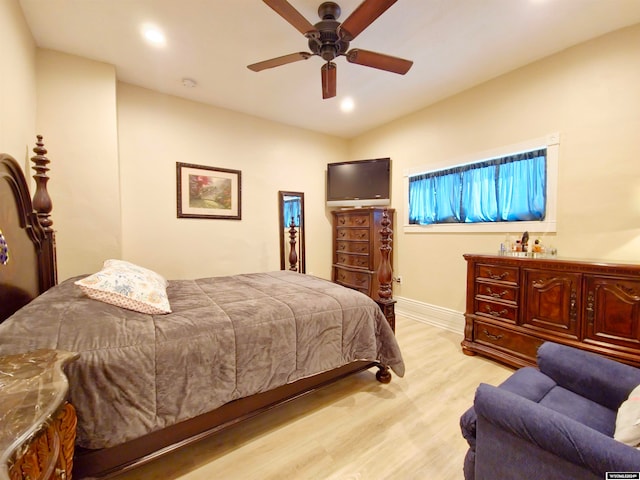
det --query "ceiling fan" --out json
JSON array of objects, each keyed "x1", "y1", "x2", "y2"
[{"x1": 247, "y1": 0, "x2": 413, "y2": 99}]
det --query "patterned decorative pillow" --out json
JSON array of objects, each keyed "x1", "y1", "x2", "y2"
[
  {"x1": 75, "y1": 259, "x2": 171, "y2": 314},
  {"x1": 614, "y1": 384, "x2": 640, "y2": 448}
]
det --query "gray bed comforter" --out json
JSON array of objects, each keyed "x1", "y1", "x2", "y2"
[{"x1": 0, "y1": 271, "x2": 404, "y2": 449}]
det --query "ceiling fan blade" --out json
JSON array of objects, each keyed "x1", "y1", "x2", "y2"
[
  {"x1": 247, "y1": 52, "x2": 312, "y2": 72},
  {"x1": 346, "y1": 49, "x2": 413, "y2": 75},
  {"x1": 321, "y1": 62, "x2": 337, "y2": 99},
  {"x1": 339, "y1": 0, "x2": 398, "y2": 41},
  {"x1": 262, "y1": 0, "x2": 317, "y2": 36}
]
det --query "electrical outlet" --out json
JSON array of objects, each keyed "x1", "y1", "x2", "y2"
[{"x1": 394, "y1": 276, "x2": 402, "y2": 284}]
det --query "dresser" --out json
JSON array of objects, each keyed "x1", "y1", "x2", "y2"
[
  {"x1": 1, "y1": 350, "x2": 79, "y2": 480},
  {"x1": 331, "y1": 208, "x2": 395, "y2": 328},
  {"x1": 462, "y1": 254, "x2": 640, "y2": 368}
]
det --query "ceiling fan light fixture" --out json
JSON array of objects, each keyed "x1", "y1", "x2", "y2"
[{"x1": 320, "y1": 44, "x2": 337, "y2": 61}]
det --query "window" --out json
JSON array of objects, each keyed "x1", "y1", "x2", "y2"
[
  {"x1": 404, "y1": 134, "x2": 559, "y2": 233},
  {"x1": 409, "y1": 149, "x2": 546, "y2": 224}
]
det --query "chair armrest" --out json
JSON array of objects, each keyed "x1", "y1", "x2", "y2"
[
  {"x1": 474, "y1": 383, "x2": 640, "y2": 475},
  {"x1": 537, "y1": 342, "x2": 640, "y2": 410}
]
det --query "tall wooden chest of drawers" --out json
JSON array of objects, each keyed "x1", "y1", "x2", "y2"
[
  {"x1": 462, "y1": 254, "x2": 640, "y2": 368},
  {"x1": 331, "y1": 208, "x2": 394, "y2": 303}
]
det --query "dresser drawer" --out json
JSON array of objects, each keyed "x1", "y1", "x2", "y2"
[
  {"x1": 335, "y1": 214, "x2": 370, "y2": 227},
  {"x1": 334, "y1": 267, "x2": 371, "y2": 292},
  {"x1": 476, "y1": 281, "x2": 518, "y2": 304},
  {"x1": 474, "y1": 320, "x2": 544, "y2": 362},
  {"x1": 476, "y1": 264, "x2": 519, "y2": 285},
  {"x1": 336, "y1": 253, "x2": 370, "y2": 269},
  {"x1": 336, "y1": 241, "x2": 370, "y2": 255},
  {"x1": 475, "y1": 299, "x2": 518, "y2": 323},
  {"x1": 336, "y1": 228, "x2": 370, "y2": 241}
]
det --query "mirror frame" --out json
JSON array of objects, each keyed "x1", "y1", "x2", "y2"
[{"x1": 278, "y1": 191, "x2": 305, "y2": 273}]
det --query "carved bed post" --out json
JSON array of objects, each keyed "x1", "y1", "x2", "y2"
[
  {"x1": 374, "y1": 208, "x2": 396, "y2": 383},
  {"x1": 376, "y1": 208, "x2": 396, "y2": 332},
  {"x1": 31, "y1": 135, "x2": 57, "y2": 291},
  {"x1": 288, "y1": 217, "x2": 298, "y2": 272}
]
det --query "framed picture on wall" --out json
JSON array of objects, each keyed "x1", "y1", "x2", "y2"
[{"x1": 176, "y1": 162, "x2": 242, "y2": 220}]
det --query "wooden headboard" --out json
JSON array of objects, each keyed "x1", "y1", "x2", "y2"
[{"x1": 0, "y1": 136, "x2": 56, "y2": 322}]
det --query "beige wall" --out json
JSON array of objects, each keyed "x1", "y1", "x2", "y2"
[
  {"x1": 0, "y1": 0, "x2": 36, "y2": 163},
  {"x1": 349, "y1": 25, "x2": 640, "y2": 313},
  {"x1": 116, "y1": 83, "x2": 347, "y2": 280},
  {"x1": 35, "y1": 49, "x2": 121, "y2": 281}
]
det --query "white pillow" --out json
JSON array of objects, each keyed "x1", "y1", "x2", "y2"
[
  {"x1": 75, "y1": 259, "x2": 171, "y2": 314},
  {"x1": 614, "y1": 384, "x2": 640, "y2": 448}
]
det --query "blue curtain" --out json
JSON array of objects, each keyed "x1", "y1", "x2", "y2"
[
  {"x1": 434, "y1": 170, "x2": 462, "y2": 223},
  {"x1": 408, "y1": 175, "x2": 435, "y2": 224},
  {"x1": 409, "y1": 149, "x2": 546, "y2": 225},
  {"x1": 462, "y1": 163, "x2": 498, "y2": 222},
  {"x1": 283, "y1": 198, "x2": 301, "y2": 227},
  {"x1": 408, "y1": 170, "x2": 462, "y2": 223},
  {"x1": 496, "y1": 151, "x2": 546, "y2": 221}
]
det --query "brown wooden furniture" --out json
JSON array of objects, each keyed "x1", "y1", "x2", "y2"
[
  {"x1": 1, "y1": 350, "x2": 78, "y2": 480},
  {"x1": 0, "y1": 136, "x2": 56, "y2": 322},
  {"x1": 0, "y1": 138, "x2": 398, "y2": 479},
  {"x1": 331, "y1": 208, "x2": 396, "y2": 329},
  {"x1": 462, "y1": 253, "x2": 640, "y2": 368}
]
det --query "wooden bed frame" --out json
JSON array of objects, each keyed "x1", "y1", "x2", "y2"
[
  {"x1": 0, "y1": 137, "x2": 396, "y2": 479},
  {"x1": 0, "y1": 136, "x2": 56, "y2": 322}
]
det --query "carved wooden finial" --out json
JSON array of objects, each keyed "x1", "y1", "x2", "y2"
[
  {"x1": 31, "y1": 135, "x2": 53, "y2": 231},
  {"x1": 288, "y1": 217, "x2": 298, "y2": 271},
  {"x1": 377, "y1": 208, "x2": 393, "y2": 300}
]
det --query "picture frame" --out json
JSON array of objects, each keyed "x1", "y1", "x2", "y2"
[{"x1": 176, "y1": 162, "x2": 241, "y2": 220}]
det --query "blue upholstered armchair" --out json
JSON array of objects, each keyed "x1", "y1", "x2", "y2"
[{"x1": 460, "y1": 342, "x2": 640, "y2": 480}]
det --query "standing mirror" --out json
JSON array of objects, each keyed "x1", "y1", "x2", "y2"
[{"x1": 278, "y1": 191, "x2": 305, "y2": 273}]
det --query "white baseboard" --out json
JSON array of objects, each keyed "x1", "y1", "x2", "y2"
[{"x1": 395, "y1": 296, "x2": 465, "y2": 335}]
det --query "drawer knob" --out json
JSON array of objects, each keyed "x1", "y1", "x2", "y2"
[
  {"x1": 482, "y1": 329, "x2": 503, "y2": 341},
  {"x1": 487, "y1": 270, "x2": 508, "y2": 280},
  {"x1": 586, "y1": 291, "x2": 595, "y2": 324},
  {"x1": 485, "y1": 306, "x2": 508, "y2": 317},
  {"x1": 487, "y1": 287, "x2": 508, "y2": 298}
]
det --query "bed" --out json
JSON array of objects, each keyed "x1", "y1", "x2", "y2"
[{"x1": 0, "y1": 137, "x2": 404, "y2": 479}]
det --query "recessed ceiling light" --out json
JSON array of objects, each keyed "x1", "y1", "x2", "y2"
[
  {"x1": 141, "y1": 24, "x2": 166, "y2": 47},
  {"x1": 340, "y1": 97, "x2": 355, "y2": 113}
]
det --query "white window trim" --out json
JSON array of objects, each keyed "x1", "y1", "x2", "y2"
[{"x1": 403, "y1": 133, "x2": 559, "y2": 234}]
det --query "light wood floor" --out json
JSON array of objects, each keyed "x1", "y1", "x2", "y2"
[{"x1": 109, "y1": 316, "x2": 513, "y2": 480}]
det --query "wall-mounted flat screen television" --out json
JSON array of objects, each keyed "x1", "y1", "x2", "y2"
[{"x1": 326, "y1": 158, "x2": 391, "y2": 208}]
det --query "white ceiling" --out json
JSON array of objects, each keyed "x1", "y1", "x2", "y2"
[{"x1": 18, "y1": 0, "x2": 640, "y2": 139}]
